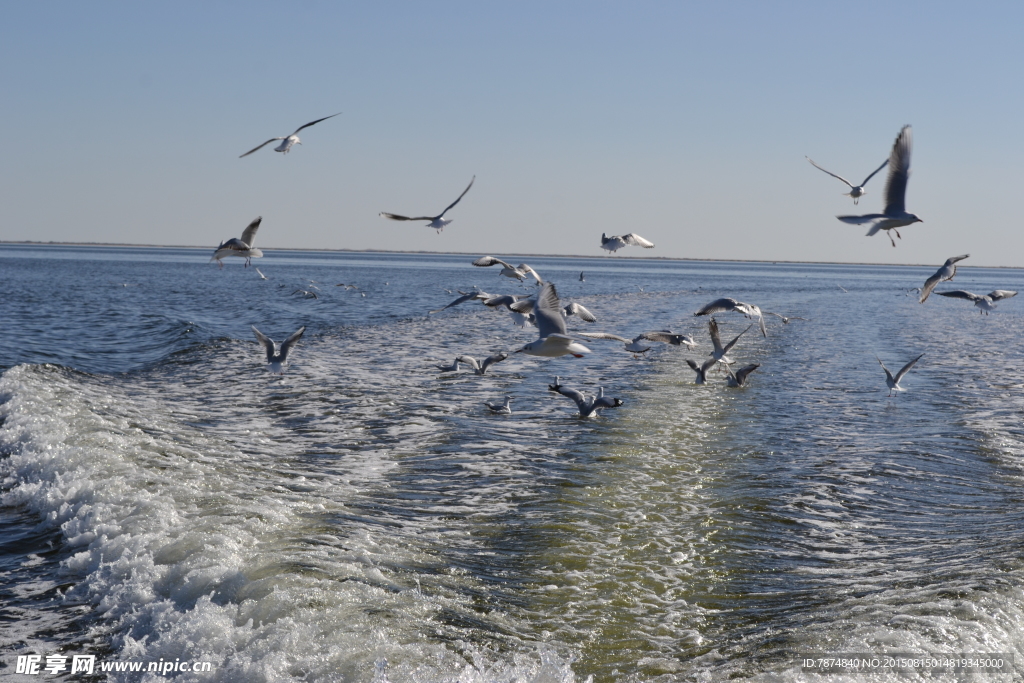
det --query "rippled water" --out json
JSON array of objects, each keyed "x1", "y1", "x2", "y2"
[{"x1": 3, "y1": 244, "x2": 1024, "y2": 682}]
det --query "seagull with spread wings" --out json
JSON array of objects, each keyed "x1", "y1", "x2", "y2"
[
  {"x1": 211, "y1": 217, "x2": 263, "y2": 268},
  {"x1": 694, "y1": 298, "x2": 767, "y2": 337},
  {"x1": 726, "y1": 364, "x2": 761, "y2": 387},
  {"x1": 837, "y1": 126, "x2": 923, "y2": 247},
  {"x1": 514, "y1": 283, "x2": 591, "y2": 358},
  {"x1": 919, "y1": 254, "x2": 970, "y2": 303},
  {"x1": 935, "y1": 289, "x2": 1017, "y2": 314},
  {"x1": 239, "y1": 113, "x2": 340, "y2": 157},
  {"x1": 708, "y1": 318, "x2": 753, "y2": 365},
  {"x1": 806, "y1": 156, "x2": 888, "y2": 204},
  {"x1": 472, "y1": 256, "x2": 542, "y2": 283},
  {"x1": 456, "y1": 352, "x2": 509, "y2": 375},
  {"x1": 548, "y1": 378, "x2": 623, "y2": 417},
  {"x1": 252, "y1": 326, "x2": 305, "y2": 375},
  {"x1": 877, "y1": 353, "x2": 924, "y2": 397},
  {"x1": 380, "y1": 177, "x2": 475, "y2": 233},
  {"x1": 600, "y1": 233, "x2": 655, "y2": 254}
]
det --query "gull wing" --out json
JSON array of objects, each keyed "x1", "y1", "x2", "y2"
[
  {"x1": 534, "y1": 282, "x2": 568, "y2": 338},
  {"x1": 859, "y1": 158, "x2": 889, "y2": 187},
  {"x1": 936, "y1": 290, "x2": 982, "y2": 301},
  {"x1": 430, "y1": 292, "x2": 481, "y2": 314},
  {"x1": 578, "y1": 332, "x2": 631, "y2": 343},
  {"x1": 882, "y1": 125, "x2": 912, "y2": 216},
  {"x1": 945, "y1": 254, "x2": 970, "y2": 266},
  {"x1": 291, "y1": 112, "x2": 341, "y2": 136},
  {"x1": 550, "y1": 384, "x2": 588, "y2": 412},
  {"x1": 278, "y1": 326, "x2": 306, "y2": 361},
  {"x1": 734, "y1": 363, "x2": 760, "y2": 385},
  {"x1": 836, "y1": 214, "x2": 885, "y2": 224},
  {"x1": 483, "y1": 294, "x2": 521, "y2": 308},
  {"x1": 708, "y1": 318, "x2": 725, "y2": 355},
  {"x1": 516, "y1": 264, "x2": 543, "y2": 284},
  {"x1": 622, "y1": 233, "x2": 655, "y2": 248},
  {"x1": 988, "y1": 290, "x2": 1018, "y2": 301},
  {"x1": 806, "y1": 157, "x2": 854, "y2": 188},
  {"x1": 455, "y1": 355, "x2": 482, "y2": 371},
  {"x1": 380, "y1": 212, "x2": 434, "y2": 222},
  {"x1": 239, "y1": 138, "x2": 285, "y2": 158},
  {"x1": 564, "y1": 302, "x2": 597, "y2": 322},
  {"x1": 722, "y1": 324, "x2": 754, "y2": 355},
  {"x1": 919, "y1": 267, "x2": 945, "y2": 303},
  {"x1": 894, "y1": 353, "x2": 924, "y2": 384},
  {"x1": 875, "y1": 357, "x2": 895, "y2": 384},
  {"x1": 481, "y1": 352, "x2": 508, "y2": 372},
  {"x1": 437, "y1": 176, "x2": 475, "y2": 218},
  {"x1": 640, "y1": 331, "x2": 693, "y2": 346},
  {"x1": 473, "y1": 255, "x2": 514, "y2": 269},
  {"x1": 239, "y1": 216, "x2": 262, "y2": 248},
  {"x1": 510, "y1": 298, "x2": 536, "y2": 314},
  {"x1": 694, "y1": 298, "x2": 741, "y2": 316},
  {"x1": 251, "y1": 326, "x2": 276, "y2": 362}
]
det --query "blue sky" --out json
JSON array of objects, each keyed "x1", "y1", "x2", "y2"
[{"x1": 2, "y1": 2, "x2": 1022, "y2": 265}]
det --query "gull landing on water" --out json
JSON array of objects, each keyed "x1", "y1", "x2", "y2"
[
  {"x1": 877, "y1": 353, "x2": 924, "y2": 397},
  {"x1": 708, "y1": 318, "x2": 753, "y2": 365},
  {"x1": 514, "y1": 282, "x2": 591, "y2": 358},
  {"x1": 600, "y1": 233, "x2": 655, "y2": 254},
  {"x1": 919, "y1": 254, "x2": 970, "y2": 303},
  {"x1": 726, "y1": 363, "x2": 760, "y2": 387},
  {"x1": 837, "y1": 126, "x2": 922, "y2": 247},
  {"x1": 252, "y1": 325, "x2": 305, "y2": 375},
  {"x1": 380, "y1": 177, "x2": 475, "y2": 233},
  {"x1": 212, "y1": 217, "x2": 263, "y2": 268},
  {"x1": 456, "y1": 352, "x2": 509, "y2": 375},
  {"x1": 548, "y1": 378, "x2": 623, "y2": 417},
  {"x1": 806, "y1": 156, "x2": 888, "y2": 205},
  {"x1": 935, "y1": 289, "x2": 1017, "y2": 314},
  {"x1": 239, "y1": 113, "x2": 341, "y2": 157}
]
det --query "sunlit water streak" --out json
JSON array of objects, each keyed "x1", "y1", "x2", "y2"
[{"x1": 2, "y1": 245, "x2": 1024, "y2": 682}]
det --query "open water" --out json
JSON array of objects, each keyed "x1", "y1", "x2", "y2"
[{"x1": 2, "y1": 244, "x2": 1024, "y2": 682}]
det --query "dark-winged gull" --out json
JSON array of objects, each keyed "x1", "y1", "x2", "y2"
[
  {"x1": 212, "y1": 217, "x2": 263, "y2": 268},
  {"x1": 837, "y1": 126, "x2": 922, "y2": 247},
  {"x1": 514, "y1": 283, "x2": 591, "y2": 357},
  {"x1": 726, "y1": 363, "x2": 761, "y2": 387},
  {"x1": 877, "y1": 353, "x2": 924, "y2": 397},
  {"x1": 548, "y1": 377, "x2": 623, "y2": 417},
  {"x1": 252, "y1": 325, "x2": 305, "y2": 375},
  {"x1": 239, "y1": 113, "x2": 340, "y2": 157},
  {"x1": 919, "y1": 254, "x2": 970, "y2": 303},
  {"x1": 456, "y1": 352, "x2": 508, "y2": 375},
  {"x1": 695, "y1": 298, "x2": 767, "y2": 337},
  {"x1": 600, "y1": 233, "x2": 655, "y2": 254},
  {"x1": 429, "y1": 289, "x2": 493, "y2": 314},
  {"x1": 686, "y1": 358, "x2": 718, "y2": 385},
  {"x1": 806, "y1": 156, "x2": 888, "y2": 204},
  {"x1": 935, "y1": 289, "x2": 1017, "y2": 314},
  {"x1": 380, "y1": 177, "x2": 475, "y2": 233}
]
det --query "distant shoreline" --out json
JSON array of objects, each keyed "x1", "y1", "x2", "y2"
[{"x1": 1, "y1": 240, "x2": 1020, "y2": 270}]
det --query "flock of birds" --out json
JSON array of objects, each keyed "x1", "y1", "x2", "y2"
[{"x1": 217, "y1": 118, "x2": 1016, "y2": 415}]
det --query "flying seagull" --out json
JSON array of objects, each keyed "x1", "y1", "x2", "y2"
[
  {"x1": 708, "y1": 318, "x2": 753, "y2": 365},
  {"x1": 935, "y1": 289, "x2": 1017, "y2": 314},
  {"x1": 577, "y1": 332, "x2": 655, "y2": 357},
  {"x1": 484, "y1": 396, "x2": 513, "y2": 415},
  {"x1": 429, "y1": 289, "x2": 493, "y2": 314},
  {"x1": 695, "y1": 297, "x2": 767, "y2": 337},
  {"x1": 211, "y1": 217, "x2": 263, "y2": 268},
  {"x1": 252, "y1": 325, "x2": 305, "y2": 375},
  {"x1": 239, "y1": 113, "x2": 341, "y2": 158},
  {"x1": 837, "y1": 126, "x2": 922, "y2": 247},
  {"x1": 877, "y1": 353, "x2": 924, "y2": 397},
  {"x1": 514, "y1": 282, "x2": 591, "y2": 357},
  {"x1": 764, "y1": 311, "x2": 809, "y2": 324},
  {"x1": 548, "y1": 378, "x2": 623, "y2": 417},
  {"x1": 472, "y1": 256, "x2": 542, "y2": 283},
  {"x1": 380, "y1": 177, "x2": 475, "y2": 233},
  {"x1": 726, "y1": 363, "x2": 761, "y2": 387},
  {"x1": 806, "y1": 156, "x2": 888, "y2": 204},
  {"x1": 600, "y1": 233, "x2": 655, "y2": 254},
  {"x1": 509, "y1": 297, "x2": 597, "y2": 322},
  {"x1": 919, "y1": 254, "x2": 970, "y2": 303},
  {"x1": 456, "y1": 352, "x2": 509, "y2": 375}
]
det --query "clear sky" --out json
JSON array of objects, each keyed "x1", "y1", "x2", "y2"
[{"x1": 2, "y1": 2, "x2": 1022, "y2": 266}]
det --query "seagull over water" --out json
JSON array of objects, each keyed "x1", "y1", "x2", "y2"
[
  {"x1": 514, "y1": 283, "x2": 591, "y2": 358},
  {"x1": 473, "y1": 256, "x2": 542, "y2": 284},
  {"x1": 239, "y1": 113, "x2": 341, "y2": 157},
  {"x1": 548, "y1": 377, "x2": 623, "y2": 417},
  {"x1": 935, "y1": 289, "x2": 1017, "y2": 314},
  {"x1": 380, "y1": 177, "x2": 475, "y2": 233},
  {"x1": 212, "y1": 217, "x2": 263, "y2": 268},
  {"x1": 695, "y1": 298, "x2": 767, "y2": 337},
  {"x1": 877, "y1": 353, "x2": 924, "y2": 397},
  {"x1": 726, "y1": 363, "x2": 761, "y2": 387},
  {"x1": 252, "y1": 325, "x2": 305, "y2": 375},
  {"x1": 600, "y1": 233, "x2": 655, "y2": 254},
  {"x1": 686, "y1": 358, "x2": 718, "y2": 385},
  {"x1": 919, "y1": 254, "x2": 970, "y2": 303},
  {"x1": 708, "y1": 318, "x2": 753, "y2": 365},
  {"x1": 484, "y1": 396, "x2": 513, "y2": 415},
  {"x1": 806, "y1": 155, "x2": 888, "y2": 204},
  {"x1": 837, "y1": 126, "x2": 922, "y2": 247},
  {"x1": 457, "y1": 352, "x2": 509, "y2": 375}
]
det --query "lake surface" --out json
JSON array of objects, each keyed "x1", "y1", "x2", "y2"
[{"x1": 2, "y1": 244, "x2": 1024, "y2": 682}]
